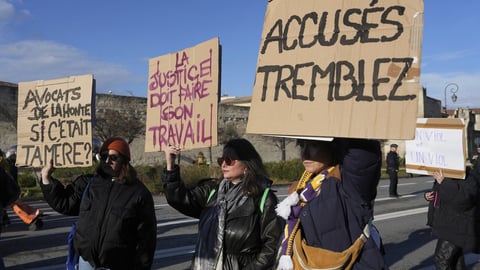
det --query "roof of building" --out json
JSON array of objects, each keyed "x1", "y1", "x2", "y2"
[
  {"x1": 0, "y1": 81, "x2": 18, "y2": 88},
  {"x1": 219, "y1": 96, "x2": 252, "y2": 107}
]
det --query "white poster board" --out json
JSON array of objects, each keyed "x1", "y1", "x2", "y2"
[{"x1": 405, "y1": 118, "x2": 466, "y2": 179}]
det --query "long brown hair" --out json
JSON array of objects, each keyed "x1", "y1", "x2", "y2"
[{"x1": 117, "y1": 158, "x2": 138, "y2": 184}]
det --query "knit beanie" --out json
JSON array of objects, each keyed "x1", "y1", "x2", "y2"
[{"x1": 101, "y1": 137, "x2": 131, "y2": 161}]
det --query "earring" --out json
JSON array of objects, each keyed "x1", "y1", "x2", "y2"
[{"x1": 244, "y1": 168, "x2": 247, "y2": 175}]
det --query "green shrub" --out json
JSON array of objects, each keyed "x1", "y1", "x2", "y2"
[
  {"x1": 18, "y1": 172, "x2": 37, "y2": 188},
  {"x1": 135, "y1": 163, "x2": 222, "y2": 194},
  {"x1": 17, "y1": 158, "x2": 413, "y2": 198},
  {"x1": 136, "y1": 165, "x2": 162, "y2": 194},
  {"x1": 180, "y1": 164, "x2": 222, "y2": 187},
  {"x1": 265, "y1": 159, "x2": 304, "y2": 184},
  {"x1": 20, "y1": 186, "x2": 44, "y2": 200},
  {"x1": 51, "y1": 165, "x2": 97, "y2": 185}
]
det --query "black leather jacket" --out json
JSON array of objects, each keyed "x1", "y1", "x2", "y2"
[
  {"x1": 162, "y1": 166, "x2": 283, "y2": 270},
  {"x1": 41, "y1": 173, "x2": 157, "y2": 270}
]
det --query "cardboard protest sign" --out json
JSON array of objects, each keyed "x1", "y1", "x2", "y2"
[
  {"x1": 17, "y1": 74, "x2": 95, "y2": 168},
  {"x1": 247, "y1": 0, "x2": 424, "y2": 140},
  {"x1": 146, "y1": 37, "x2": 219, "y2": 152},
  {"x1": 405, "y1": 118, "x2": 466, "y2": 179}
]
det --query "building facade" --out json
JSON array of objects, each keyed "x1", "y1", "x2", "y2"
[{"x1": 1, "y1": 82, "x2": 479, "y2": 165}]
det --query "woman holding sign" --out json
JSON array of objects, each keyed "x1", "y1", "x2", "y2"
[
  {"x1": 40, "y1": 137, "x2": 157, "y2": 270},
  {"x1": 162, "y1": 138, "x2": 283, "y2": 270},
  {"x1": 424, "y1": 167, "x2": 480, "y2": 270},
  {"x1": 276, "y1": 138, "x2": 386, "y2": 270}
]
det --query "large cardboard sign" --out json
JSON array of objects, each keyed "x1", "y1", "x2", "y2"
[
  {"x1": 247, "y1": 0, "x2": 424, "y2": 139},
  {"x1": 17, "y1": 74, "x2": 95, "y2": 168},
  {"x1": 146, "y1": 37, "x2": 219, "y2": 152},
  {"x1": 405, "y1": 118, "x2": 466, "y2": 179}
]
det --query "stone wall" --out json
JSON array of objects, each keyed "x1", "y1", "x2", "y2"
[
  {"x1": 0, "y1": 84, "x2": 299, "y2": 165},
  {"x1": 0, "y1": 83, "x2": 18, "y2": 152}
]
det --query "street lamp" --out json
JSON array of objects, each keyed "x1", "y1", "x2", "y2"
[{"x1": 444, "y1": 83, "x2": 459, "y2": 113}]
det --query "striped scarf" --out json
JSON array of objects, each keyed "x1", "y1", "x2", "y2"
[{"x1": 277, "y1": 166, "x2": 335, "y2": 269}]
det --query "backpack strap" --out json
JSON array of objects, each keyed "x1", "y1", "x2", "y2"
[
  {"x1": 259, "y1": 187, "x2": 270, "y2": 214},
  {"x1": 207, "y1": 188, "x2": 216, "y2": 203}
]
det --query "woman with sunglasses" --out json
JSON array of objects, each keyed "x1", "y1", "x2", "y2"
[
  {"x1": 162, "y1": 138, "x2": 283, "y2": 270},
  {"x1": 40, "y1": 137, "x2": 157, "y2": 270}
]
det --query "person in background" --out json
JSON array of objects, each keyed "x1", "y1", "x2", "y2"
[
  {"x1": 0, "y1": 150, "x2": 9, "y2": 175},
  {"x1": 5, "y1": 149, "x2": 44, "y2": 230},
  {"x1": 40, "y1": 137, "x2": 157, "y2": 270},
  {"x1": 276, "y1": 138, "x2": 386, "y2": 270},
  {"x1": 424, "y1": 167, "x2": 480, "y2": 270},
  {"x1": 0, "y1": 165, "x2": 9, "y2": 270},
  {"x1": 3, "y1": 150, "x2": 43, "y2": 231},
  {"x1": 0, "y1": 150, "x2": 11, "y2": 227},
  {"x1": 5, "y1": 151, "x2": 17, "y2": 183},
  {"x1": 470, "y1": 145, "x2": 480, "y2": 169},
  {"x1": 386, "y1": 143, "x2": 400, "y2": 198},
  {"x1": 162, "y1": 138, "x2": 283, "y2": 270}
]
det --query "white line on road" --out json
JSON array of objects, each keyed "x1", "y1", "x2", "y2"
[
  {"x1": 23, "y1": 205, "x2": 430, "y2": 270},
  {"x1": 374, "y1": 207, "x2": 428, "y2": 221},
  {"x1": 378, "y1": 182, "x2": 418, "y2": 188}
]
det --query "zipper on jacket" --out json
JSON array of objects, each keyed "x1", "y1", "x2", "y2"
[{"x1": 92, "y1": 179, "x2": 114, "y2": 264}]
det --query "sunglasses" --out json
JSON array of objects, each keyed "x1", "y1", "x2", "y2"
[
  {"x1": 217, "y1": 157, "x2": 236, "y2": 166},
  {"x1": 100, "y1": 153, "x2": 121, "y2": 162}
]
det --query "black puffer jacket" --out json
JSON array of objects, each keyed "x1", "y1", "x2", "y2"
[
  {"x1": 427, "y1": 166, "x2": 480, "y2": 253},
  {"x1": 41, "y1": 173, "x2": 157, "y2": 270},
  {"x1": 162, "y1": 165, "x2": 283, "y2": 270}
]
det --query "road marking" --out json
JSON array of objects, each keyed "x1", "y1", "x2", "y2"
[
  {"x1": 15, "y1": 205, "x2": 431, "y2": 270},
  {"x1": 375, "y1": 194, "x2": 416, "y2": 201},
  {"x1": 378, "y1": 182, "x2": 417, "y2": 188},
  {"x1": 155, "y1": 245, "x2": 195, "y2": 259},
  {"x1": 158, "y1": 219, "x2": 197, "y2": 227},
  {"x1": 374, "y1": 207, "x2": 428, "y2": 221}
]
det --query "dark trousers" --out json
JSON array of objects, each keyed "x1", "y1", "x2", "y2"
[
  {"x1": 388, "y1": 170, "x2": 398, "y2": 196},
  {"x1": 434, "y1": 239, "x2": 465, "y2": 270}
]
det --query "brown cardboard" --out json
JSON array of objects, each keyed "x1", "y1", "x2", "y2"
[
  {"x1": 405, "y1": 118, "x2": 466, "y2": 179},
  {"x1": 145, "y1": 37, "x2": 220, "y2": 152},
  {"x1": 17, "y1": 74, "x2": 94, "y2": 168},
  {"x1": 247, "y1": 0, "x2": 424, "y2": 140}
]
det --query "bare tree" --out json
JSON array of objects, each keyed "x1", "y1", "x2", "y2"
[
  {"x1": 94, "y1": 94, "x2": 145, "y2": 144},
  {"x1": 218, "y1": 122, "x2": 241, "y2": 144},
  {"x1": 0, "y1": 103, "x2": 17, "y2": 130},
  {"x1": 269, "y1": 136, "x2": 295, "y2": 161}
]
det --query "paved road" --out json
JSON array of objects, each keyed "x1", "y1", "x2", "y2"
[{"x1": 2, "y1": 177, "x2": 480, "y2": 269}]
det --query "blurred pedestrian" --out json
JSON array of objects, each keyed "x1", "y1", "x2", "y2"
[
  {"x1": 424, "y1": 167, "x2": 480, "y2": 270},
  {"x1": 0, "y1": 149, "x2": 11, "y2": 227},
  {"x1": 386, "y1": 143, "x2": 400, "y2": 198},
  {"x1": 471, "y1": 145, "x2": 480, "y2": 169}
]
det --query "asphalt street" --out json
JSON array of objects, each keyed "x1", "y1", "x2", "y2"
[{"x1": 2, "y1": 176, "x2": 480, "y2": 269}]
